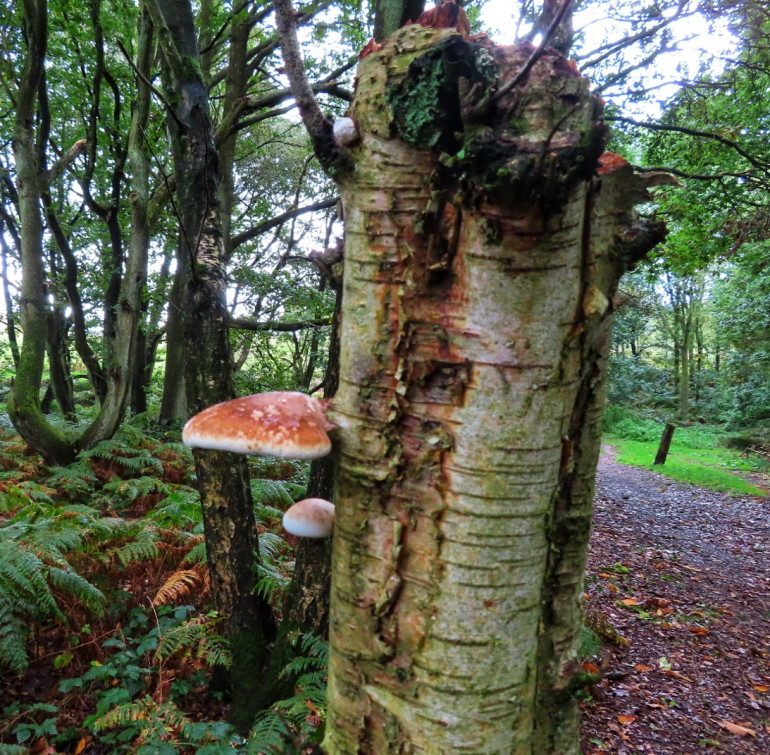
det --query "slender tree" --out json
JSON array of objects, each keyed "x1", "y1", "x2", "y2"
[{"x1": 146, "y1": 0, "x2": 275, "y2": 732}]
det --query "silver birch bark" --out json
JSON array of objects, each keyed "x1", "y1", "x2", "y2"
[{"x1": 323, "y1": 26, "x2": 669, "y2": 753}]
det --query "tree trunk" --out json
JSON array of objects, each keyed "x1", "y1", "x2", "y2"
[
  {"x1": 149, "y1": 0, "x2": 275, "y2": 732},
  {"x1": 323, "y1": 27, "x2": 668, "y2": 753},
  {"x1": 8, "y1": 0, "x2": 75, "y2": 466},
  {"x1": 0, "y1": 221, "x2": 21, "y2": 369},
  {"x1": 79, "y1": 5, "x2": 154, "y2": 449},
  {"x1": 654, "y1": 423, "x2": 676, "y2": 465},
  {"x1": 45, "y1": 309, "x2": 76, "y2": 420},
  {"x1": 268, "y1": 286, "x2": 342, "y2": 701},
  {"x1": 159, "y1": 260, "x2": 188, "y2": 422},
  {"x1": 679, "y1": 334, "x2": 690, "y2": 420}
]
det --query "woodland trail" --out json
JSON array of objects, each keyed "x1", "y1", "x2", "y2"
[{"x1": 581, "y1": 447, "x2": 770, "y2": 754}]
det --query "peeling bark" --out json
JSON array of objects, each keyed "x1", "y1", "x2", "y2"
[{"x1": 323, "y1": 27, "x2": 666, "y2": 753}]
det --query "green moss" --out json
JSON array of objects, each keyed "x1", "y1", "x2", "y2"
[{"x1": 386, "y1": 36, "x2": 495, "y2": 154}]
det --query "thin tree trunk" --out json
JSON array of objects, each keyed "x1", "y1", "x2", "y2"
[
  {"x1": 159, "y1": 260, "x2": 188, "y2": 422},
  {"x1": 149, "y1": 0, "x2": 275, "y2": 732},
  {"x1": 79, "y1": 5, "x2": 154, "y2": 449},
  {"x1": 322, "y1": 27, "x2": 668, "y2": 753},
  {"x1": 8, "y1": 0, "x2": 75, "y2": 465},
  {"x1": 45, "y1": 309, "x2": 76, "y2": 419},
  {"x1": 0, "y1": 226, "x2": 20, "y2": 369}
]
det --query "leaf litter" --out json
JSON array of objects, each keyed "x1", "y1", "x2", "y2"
[{"x1": 581, "y1": 447, "x2": 770, "y2": 754}]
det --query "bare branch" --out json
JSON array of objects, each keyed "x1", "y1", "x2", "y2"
[
  {"x1": 230, "y1": 196, "x2": 338, "y2": 250},
  {"x1": 228, "y1": 317, "x2": 332, "y2": 331},
  {"x1": 606, "y1": 116, "x2": 770, "y2": 174},
  {"x1": 39, "y1": 138, "x2": 87, "y2": 187},
  {"x1": 491, "y1": 0, "x2": 573, "y2": 105},
  {"x1": 272, "y1": 0, "x2": 351, "y2": 174}
]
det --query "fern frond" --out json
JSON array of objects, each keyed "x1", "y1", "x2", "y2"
[
  {"x1": 251, "y1": 479, "x2": 295, "y2": 509},
  {"x1": 48, "y1": 566, "x2": 106, "y2": 614},
  {"x1": 182, "y1": 539, "x2": 208, "y2": 565},
  {"x1": 255, "y1": 562, "x2": 290, "y2": 604},
  {"x1": 152, "y1": 569, "x2": 204, "y2": 607},
  {"x1": 113, "y1": 532, "x2": 162, "y2": 566},
  {"x1": 156, "y1": 610, "x2": 230, "y2": 668},
  {"x1": 146, "y1": 487, "x2": 202, "y2": 529},
  {"x1": 45, "y1": 463, "x2": 99, "y2": 497},
  {"x1": 100, "y1": 475, "x2": 172, "y2": 502},
  {"x1": 0, "y1": 525, "x2": 107, "y2": 671}
]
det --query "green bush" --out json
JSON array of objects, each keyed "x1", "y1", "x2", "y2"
[{"x1": 602, "y1": 405, "x2": 661, "y2": 442}]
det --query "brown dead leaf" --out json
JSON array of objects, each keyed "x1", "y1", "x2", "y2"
[
  {"x1": 617, "y1": 714, "x2": 636, "y2": 725},
  {"x1": 754, "y1": 685, "x2": 768, "y2": 693},
  {"x1": 635, "y1": 664, "x2": 653, "y2": 672},
  {"x1": 665, "y1": 669, "x2": 694, "y2": 683},
  {"x1": 715, "y1": 720, "x2": 757, "y2": 737},
  {"x1": 688, "y1": 626, "x2": 710, "y2": 636},
  {"x1": 620, "y1": 597, "x2": 641, "y2": 606}
]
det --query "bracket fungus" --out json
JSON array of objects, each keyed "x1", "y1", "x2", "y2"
[
  {"x1": 283, "y1": 498, "x2": 336, "y2": 538},
  {"x1": 182, "y1": 391, "x2": 334, "y2": 459}
]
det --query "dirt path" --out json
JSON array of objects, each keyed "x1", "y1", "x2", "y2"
[{"x1": 581, "y1": 448, "x2": 770, "y2": 755}]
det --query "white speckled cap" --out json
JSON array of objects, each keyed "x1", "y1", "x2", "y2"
[{"x1": 182, "y1": 391, "x2": 332, "y2": 459}]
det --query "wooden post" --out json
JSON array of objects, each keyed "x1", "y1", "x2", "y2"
[{"x1": 654, "y1": 423, "x2": 676, "y2": 465}]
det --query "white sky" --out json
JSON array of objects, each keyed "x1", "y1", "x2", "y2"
[{"x1": 478, "y1": 0, "x2": 738, "y2": 118}]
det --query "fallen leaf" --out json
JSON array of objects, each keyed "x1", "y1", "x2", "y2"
[
  {"x1": 665, "y1": 669, "x2": 694, "y2": 683},
  {"x1": 635, "y1": 664, "x2": 653, "y2": 672},
  {"x1": 617, "y1": 714, "x2": 636, "y2": 725},
  {"x1": 688, "y1": 626, "x2": 710, "y2": 636},
  {"x1": 620, "y1": 598, "x2": 641, "y2": 606},
  {"x1": 754, "y1": 685, "x2": 768, "y2": 693},
  {"x1": 715, "y1": 720, "x2": 756, "y2": 737}
]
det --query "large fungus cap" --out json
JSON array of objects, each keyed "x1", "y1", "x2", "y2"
[
  {"x1": 182, "y1": 391, "x2": 333, "y2": 459},
  {"x1": 283, "y1": 498, "x2": 335, "y2": 539}
]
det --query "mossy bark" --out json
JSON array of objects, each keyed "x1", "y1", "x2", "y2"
[
  {"x1": 8, "y1": 0, "x2": 74, "y2": 466},
  {"x1": 323, "y1": 27, "x2": 666, "y2": 753}
]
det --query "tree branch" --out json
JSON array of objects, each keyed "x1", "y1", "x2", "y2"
[
  {"x1": 228, "y1": 317, "x2": 332, "y2": 331},
  {"x1": 230, "y1": 196, "x2": 338, "y2": 250},
  {"x1": 606, "y1": 116, "x2": 770, "y2": 173},
  {"x1": 272, "y1": 0, "x2": 351, "y2": 174},
  {"x1": 39, "y1": 138, "x2": 88, "y2": 188},
  {"x1": 491, "y1": 0, "x2": 574, "y2": 106}
]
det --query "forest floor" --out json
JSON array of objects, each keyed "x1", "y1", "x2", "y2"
[{"x1": 581, "y1": 446, "x2": 770, "y2": 755}]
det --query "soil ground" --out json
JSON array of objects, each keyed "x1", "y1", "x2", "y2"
[{"x1": 581, "y1": 447, "x2": 770, "y2": 754}]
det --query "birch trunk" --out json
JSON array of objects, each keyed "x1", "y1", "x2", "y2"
[{"x1": 324, "y1": 27, "x2": 668, "y2": 753}]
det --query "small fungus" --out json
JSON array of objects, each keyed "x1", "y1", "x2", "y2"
[
  {"x1": 283, "y1": 498, "x2": 336, "y2": 538},
  {"x1": 333, "y1": 117, "x2": 360, "y2": 147}
]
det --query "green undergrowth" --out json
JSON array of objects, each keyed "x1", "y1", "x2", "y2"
[
  {"x1": 603, "y1": 407, "x2": 767, "y2": 496},
  {"x1": 0, "y1": 415, "x2": 326, "y2": 752}
]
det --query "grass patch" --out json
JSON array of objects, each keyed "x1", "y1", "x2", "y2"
[{"x1": 604, "y1": 435, "x2": 766, "y2": 496}]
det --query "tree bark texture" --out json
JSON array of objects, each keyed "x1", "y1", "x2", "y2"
[
  {"x1": 149, "y1": 0, "x2": 275, "y2": 732},
  {"x1": 324, "y1": 27, "x2": 667, "y2": 753}
]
